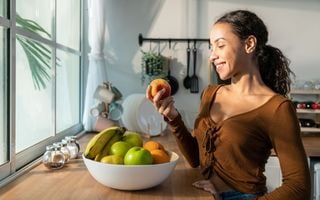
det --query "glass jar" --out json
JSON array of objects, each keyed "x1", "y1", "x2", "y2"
[
  {"x1": 63, "y1": 136, "x2": 80, "y2": 159},
  {"x1": 53, "y1": 142, "x2": 71, "y2": 163},
  {"x1": 42, "y1": 145, "x2": 65, "y2": 170}
]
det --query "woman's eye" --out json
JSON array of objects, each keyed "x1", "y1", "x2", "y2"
[{"x1": 218, "y1": 44, "x2": 225, "y2": 48}]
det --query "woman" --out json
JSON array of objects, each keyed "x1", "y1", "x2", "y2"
[{"x1": 146, "y1": 10, "x2": 310, "y2": 200}]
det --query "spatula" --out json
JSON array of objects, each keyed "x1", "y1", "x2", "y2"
[
  {"x1": 190, "y1": 46, "x2": 199, "y2": 93},
  {"x1": 183, "y1": 46, "x2": 191, "y2": 89}
]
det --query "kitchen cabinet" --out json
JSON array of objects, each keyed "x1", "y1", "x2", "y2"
[
  {"x1": 290, "y1": 89, "x2": 320, "y2": 134},
  {"x1": 264, "y1": 156, "x2": 320, "y2": 200},
  {"x1": 264, "y1": 156, "x2": 282, "y2": 192}
]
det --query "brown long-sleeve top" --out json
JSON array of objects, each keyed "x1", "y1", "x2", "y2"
[{"x1": 166, "y1": 84, "x2": 310, "y2": 200}]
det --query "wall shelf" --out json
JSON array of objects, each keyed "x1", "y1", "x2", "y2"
[
  {"x1": 297, "y1": 109, "x2": 320, "y2": 114},
  {"x1": 291, "y1": 89, "x2": 320, "y2": 95},
  {"x1": 291, "y1": 89, "x2": 320, "y2": 134},
  {"x1": 301, "y1": 127, "x2": 320, "y2": 133}
]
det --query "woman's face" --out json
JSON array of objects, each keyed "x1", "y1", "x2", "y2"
[{"x1": 209, "y1": 23, "x2": 249, "y2": 80}]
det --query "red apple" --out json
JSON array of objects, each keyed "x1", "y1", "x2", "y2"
[{"x1": 149, "y1": 79, "x2": 171, "y2": 100}]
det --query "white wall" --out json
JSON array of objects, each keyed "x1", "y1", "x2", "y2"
[{"x1": 83, "y1": 0, "x2": 320, "y2": 128}]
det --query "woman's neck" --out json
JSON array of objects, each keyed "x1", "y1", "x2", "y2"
[{"x1": 228, "y1": 69, "x2": 269, "y2": 95}]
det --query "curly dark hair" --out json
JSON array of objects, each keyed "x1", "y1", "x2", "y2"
[{"x1": 215, "y1": 10, "x2": 294, "y2": 97}]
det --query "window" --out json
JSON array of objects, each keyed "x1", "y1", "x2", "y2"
[
  {"x1": 0, "y1": 0, "x2": 83, "y2": 181},
  {"x1": 0, "y1": 0, "x2": 9, "y2": 181},
  {"x1": 56, "y1": 50, "x2": 80, "y2": 133},
  {"x1": 0, "y1": 27, "x2": 8, "y2": 167}
]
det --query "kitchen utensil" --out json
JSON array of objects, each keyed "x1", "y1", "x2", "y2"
[
  {"x1": 183, "y1": 46, "x2": 191, "y2": 89},
  {"x1": 93, "y1": 82, "x2": 115, "y2": 104},
  {"x1": 108, "y1": 102, "x2": 123, "y2": 121},
  {"x1": 190, "y1": 46, "x2": 199, "y2": 93},
  {"x1": 166, "y1": 56, "x2": 179, "y2": 95}
]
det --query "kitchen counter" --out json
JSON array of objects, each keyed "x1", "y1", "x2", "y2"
[
  {"x1": 0, "y1": 132, "x2": 212, "y2": 200},
  {"x1": 0, "y1": 131, "x2": 319, "y2": 200}
]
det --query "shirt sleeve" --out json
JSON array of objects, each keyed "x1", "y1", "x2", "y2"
[
  {"x1": 257, "y1": 100, "x2": 311, "y2": 200},
  {"x1": 165, "y1": 113, "x2": 199, "y2": 168}
]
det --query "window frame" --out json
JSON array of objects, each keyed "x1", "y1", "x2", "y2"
[{"x1": 0, "y1": 0, "x2": 84, "y2": 184}]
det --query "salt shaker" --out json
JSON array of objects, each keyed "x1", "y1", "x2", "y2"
[
  {"x1": 53, "y1": 142, "x2": 71, "y2": 163},
  {"x1": 42, "y1": 145, "x2": 65, "y2": 170},
  {"x1": 63, "y1": 136, "x2": 80, "y2": 159}
]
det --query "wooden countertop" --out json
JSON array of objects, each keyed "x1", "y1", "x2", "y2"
[
  {"x1": 0, "y1": 131, "x2": 319, "y2": 200},
  {"x1": 0, "y1": 132, "x2": 212, "y2": 200}
]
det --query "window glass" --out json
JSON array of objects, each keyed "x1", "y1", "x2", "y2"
[
  {"x1": 0, "y1": 0, "x2": 5, "y2": 17},
  {"x1": 56, "y1": 50, "x2": 80, "y2": 133},
  {"x1": 15, "y1": 36, "x2": 53, "y2": 153},
  {"x1": 56, "y1": 0, "x2": 80, "y2": 50},
  {"x1": 0, "y1": 27, "x2": 7, "y2": 164},
  {"x1": 16, "y1": 0, "x2": 52, "y2": 39}
]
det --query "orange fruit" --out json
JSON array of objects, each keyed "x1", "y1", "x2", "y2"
[
  {"x1": 149, "y1": 79, "x2": 171, "y2": 100},
  {"x1": 150, "y1": 149, "x2": 170, "y2": 164},
  {"x1": 143, "y1": 140, "x2": 165, "y2": 152}
]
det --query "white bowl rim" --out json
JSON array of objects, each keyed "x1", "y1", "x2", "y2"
[{"x1": 82, "y1": 150, "x2": 179, "y2": 167}]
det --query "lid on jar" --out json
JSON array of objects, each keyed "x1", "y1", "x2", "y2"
[
  {"x1": 65, "y1": 136, "x2": 77, "y2": 141},
  {"x1": 62, "y1": 138, "x2": 71, "y2": 144},
  {"x1": 52, "y1": 145, "x2": 62, "y2": 151},
  {"x1": 46, "y1": 145, "x2": 55, "y2": 151}
]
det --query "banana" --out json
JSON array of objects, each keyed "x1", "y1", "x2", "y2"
[
  {"x1": 94, "y1": 131, "x2": 122, "y2": 161},
  {"x1": 84, "y1": 126, "x2": 126, "y2": 159}
]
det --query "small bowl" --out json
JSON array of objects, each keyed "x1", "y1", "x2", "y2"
[{"x1": 82, "y1": 151, "x2": 179, "y2": 190}]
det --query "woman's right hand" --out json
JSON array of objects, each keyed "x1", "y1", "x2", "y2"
[{"x1": 146, "y1": 85, "x2": 179, "y2": 121}]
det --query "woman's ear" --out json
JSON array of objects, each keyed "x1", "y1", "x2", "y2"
[{"x1": 245, "y1": 35, "x2": 257, "y2": 54}]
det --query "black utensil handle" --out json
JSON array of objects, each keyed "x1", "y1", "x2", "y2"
[
  {"x1": 187, "y1": 48, "x2": 191, "y2": 75},
  {"x1": 145, "y1": 60, "x2": 149, "y2": 75},
  {"x1": 193, "y1": 47, "x2": 197, "y2": 73}
]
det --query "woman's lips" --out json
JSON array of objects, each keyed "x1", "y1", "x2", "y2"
[{"x1": 215, "y1": 62, "x2": 225, "y2": 72}]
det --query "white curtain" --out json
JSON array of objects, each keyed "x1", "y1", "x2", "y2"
[{"x1": 83, "y1": 0, "x2": 109, "y2": 131}]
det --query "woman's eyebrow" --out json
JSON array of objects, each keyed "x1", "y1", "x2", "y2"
[
  {"x1": 214, "y1": 38, "x2": 225, "y2": 43},
  {"x1": 210, "y1": 37, "x2": 226, "y2": 46}
]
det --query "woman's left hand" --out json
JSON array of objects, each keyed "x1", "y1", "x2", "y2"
[
  {"x1": 192, "y1": 180, "x2": 221, "y2": 200},
  {"x1": 146, "y1": 85, "x2": 179, "y2": 121}
]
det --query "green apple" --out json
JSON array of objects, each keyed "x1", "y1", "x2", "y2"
[
  {"x1": 124, "y1": 147, "x2": 153, "y2": 165},
  {"x1": 122, "y1": 131, "x2": 143, "y2": 147},
  {"x1": 110, "y1": 141, "x2": 131, "y2": 157},
  {"x1": 100, "y1": 155, "x2": 124, "y2": 165}
]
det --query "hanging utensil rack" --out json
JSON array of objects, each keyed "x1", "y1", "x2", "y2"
[{"x1": 138, "y1": 33, "x2": 210, "y2": 48}]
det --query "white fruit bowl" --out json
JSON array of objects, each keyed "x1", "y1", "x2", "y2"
[{"x1": 82, "y1": 151, "x2": 179, "y2": 190}]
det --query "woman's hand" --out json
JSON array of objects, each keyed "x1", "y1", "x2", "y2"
[
  {"x1": 146, "y1": 85, "x2": 179, "y2": 121},
  {"x1": 192, "y1": 180, "x2": 221, "y2": 200}
]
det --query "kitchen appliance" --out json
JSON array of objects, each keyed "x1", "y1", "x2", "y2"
[{"x1": 166, "y1": 56, "x2": 179, "y2": 95}]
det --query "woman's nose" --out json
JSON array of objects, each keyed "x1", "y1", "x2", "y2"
[{"x1": 209, "y1": 51, "x2": 218, "y2": 62}]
